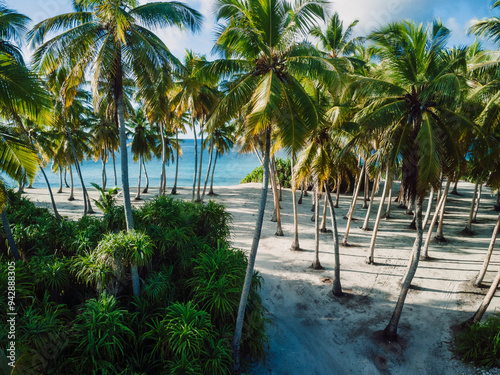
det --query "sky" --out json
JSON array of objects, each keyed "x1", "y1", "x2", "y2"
[{"x1": 5, "y1": 0, "x2": 499, "y2": 137}]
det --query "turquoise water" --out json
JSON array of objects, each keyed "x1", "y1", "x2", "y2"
[{"x1": 23, "y1": 139, "x2": 268, "y2": 189}]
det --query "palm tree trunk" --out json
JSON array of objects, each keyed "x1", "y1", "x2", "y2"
[
  {"x1": 384, "y1": 195, "x2": 424, "y2": 340},
  {"x1": 233, "y1": 126, "x2": 271, "y2": 372},
  {"x1": 192, "y1": 118, "x2": 197, "y2": 202},
  {"x1": 86, "y1": 189, "x2": 95, "y2": 214},
  {"x1": 471, "y1": 264, "x2": 500, "y2": 324},
  {"x1": 366, "y1": 166, "x2": 390, "y2": 264},
  {"x1": 320, "y1": 193, "x2": 329, "y2": 233},
  {"x1": 159, "y1": 122, "x2": 166, "y2": 197},
  {"x1": 65, "y1": 125, "x2": 88, "y2": 216},
  {"x1": 422, "y1": 188, "x2": 434, "y2": 231},
  {"x1": 142, "y1": 158, "x2": 149, "y2": 194},
  {"x1": 335, "y1": 176, "x2": 341, "y2": 208},
  {"x1": 362, "y1": 172, "x2": 379, "y2": 230},
  {"x1": 435, "y1": 180, "x2": 451, "y2": 241},
  {"x1": 270, "y1": 157, "x2": 283, "y2": 236},
  {"x1": 473, "y1": 184, "x2": 482, "y2": 223},
  {"x1": 463, "y1": 182, "x2": 478, "y2": 235},
  {"x1": 209, "y1": 152, "x2": 217, "y2": 196},
  {"x1": 270, "y1": 157, "x2": 278, "y2": 223},
  {"x1": 102, "y1": 150, "x2": 107, "y2": 190},
  {"x1": 298, "y1": 182, "x2": 304, "y2": 205},
  {"x1": 325, "y1": 187, "x2": 342, "y2": 296},
  {"x1": 312, "y1": 183, "x2": 323, "y2": 269},
  {"x1": 451, "y1": 179, "x2": 459, "y2": 195},
  {"x1": 68, "y1": 164, "x2": 75, "y2": 201},
  {"x1": 39, "y1": 166, "x2": 61, "y2": 220},
  {"x1": 196, "y1": 126, "x2": 204, "y2": 202},
  {"x1": 171, "y1": 130, "x2": 179, "y2": 195},
  {"x1": 385, "y1": 180, "x2": 393, "y2": 219},
  {"x1": 135, "y1": 155, "x2": 142, "y2": 200},
  {"x1": 1, "y1": 211, "x2": 20, "y2": 260},
  {"x1": 64, "y1": 168, "x2": 69, "y2": 188},
  {"x1": 363, "y1": 166, "x2": 369, "y2": 209},
  {"x1": 112, "y1": 152, "x2": 118, "y2": 187},
  {"x1": 474, "y1": 212, "x2": 500, "y2": 287},
  {"x1": 201, "y1": 137, "x2": 214, "y2": 203},
  {"x1": 57, "y1": 168, "x2": 63, "y2": 193},
  {"x1": 421, "y1": 180, "x2": 451, "y2": 260},
  {"x1": 115, "y1": 52, "x2": 138, "y2": 296},
  {"x1": 291, "y1": 154, "x2": 300, "y2": 250},
  {"x1": 342, "y1": 166, "x2": 365, "y2": 246}
]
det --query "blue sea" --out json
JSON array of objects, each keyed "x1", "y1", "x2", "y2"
[{"x1": 20, "y1": 139, "x2": 268, "y2": 189}]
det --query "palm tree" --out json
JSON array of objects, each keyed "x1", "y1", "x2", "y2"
[
  {"x1": 89, "y1": 115, "x2": 119, "y2": 191},
  {"x1": 175, "y1": 50, "x2": 219, "y2": 202},
  {"x1": 29, "y1": 0, "x2": 202, "y2": 296},
  {"x1": 208, "y1": 0, "x2": 344, "y2": 369},
  {"x1": 127, "y1": 108, "x2": 157, "y2": 200},
  {"x1": 350, "y1": 20, "x2": 469, "y2": 340}
]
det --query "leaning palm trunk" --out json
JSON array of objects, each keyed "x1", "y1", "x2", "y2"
[
  {"x1": 342, "y1": 166, "x2": 365, "y2": 246},
  {"x1": 422, "y1": 188, "x2": 434, "y2": 230},
  {"x1": 201, "y1": 138, "x2": 214, "y2": 203},
  {"x1": 421, "y1": 180, "x2": 451, "y2": 260},
  {"x1": 366, "y1": 166, "x2": 391, "y2": 264},
  {"x1": 68, "y1": 164, "x2": 75, "y2": 201},
  {"x1": 345, "y1": 166, "x2": 363, "y2": 219},
  {"x1": 40, "y1": 166, "x2": 61, "y2": 220},
  {"x1": 86, "y1": 190, "x2": 95, "y2": 214},
  {"x1": 471, "y1": 264, "x2": 500, "y2": 324},
  {"x1": 135, "y1": 155, "x2": 142, "y2": 200},
  {"x1": 311, "y1": 183, "x2": 323, "y2": 269},
  {"x1": 208, "y1": 152, "x2": 217, "y2": 196},
  {"x1": 384, "y1": 196, "x2": 424, "y2": 340},
  {"x1": 362, "y1": 172, "x2": 379, "y2": 230},
  {"x1": 474, "y1": 212, "x2": 500, "y2": 287},
  {"x1": 115, "y1": 54, "x2": 138, "y2": 296},
  {"x1": 191, "y1": 118, "x2": 197, "y2": 201},
  {"x1": 57, "y1": 168, "x2": 63, "y2": 193},
  {"x1": 320, "y1": 194, "x2": 329, "y2": 233},
  {"x1": 363, "y1": 167, "x2": 369, "y2": 209},
  {"x1": 1, "y1": 211, "x2": 20, "y2": 260},
  {"x1": 326, "y1": 187, "x2": 342, "y2": 296},
  {"x1": 233, "y1": 127, "x2": 271, "y2": 371},
  {"x1": 473, "y1": 184, "x2": 482, "y2": 223},
  {"x1": 384, "y1": 182, "x2": 393, "y2": 219},
  {"x1": 270, "y1": 157, "x2": 283, "y2": 236},
  {"x1": 64, "y1": 168, "x2": 69, "y2": 188},
  {"x1": 171, "y1": 130, "x2": 180, "y2": 195},
  {"x1": 142, "y1": 158, "x2": 149, "y2": 194},
  {"x1": 463, "y1": 182, "x2": 479, "y2": 235},
  {"x1": 270, "y1": 157, "x2": 279, "y2": 222},
  {"x1": 435, "y1": 180, "x2": 451, "y2": 241},
  {"x1": 291, "y1": 154, "x2": 300, "y2": 250}
]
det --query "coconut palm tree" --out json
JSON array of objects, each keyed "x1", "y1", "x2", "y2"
[
  {"x1": 208, "y1": 0, "x2": 344, "y2": 369},
  {"x1": 350, "y1": 20, "x2": 469, "y2": 340},
  {"x1": 127, "y1": 108, "x2": 157, "y2": 200},
  {"x1": 29, "y1": 0, "x2": 202, "y2": 296},
  {"x1": 175, "y1": 50, "x2": 219, "y2": 202}
]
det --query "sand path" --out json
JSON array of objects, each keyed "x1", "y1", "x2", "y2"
[{"x1": 24, "y1": 181, "x2": 500, "y2": 374}]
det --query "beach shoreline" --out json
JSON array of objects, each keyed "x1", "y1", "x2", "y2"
[{"x1": 23, "y1": 181, "x2": 500, "y2": 374}]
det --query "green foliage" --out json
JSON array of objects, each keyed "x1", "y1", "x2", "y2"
[
  {"x1": 0, "y1": 193, "x2": 267, "y2": 374},
  {"x1": 91, "y1": 182, "x2": 119, "y2": 215},
  {"x1": 455, "y1": 315, "x2": 500, "y2": 368},
  {"x1": 241, "y1": 158, "x2": 292, "y2": 188}
]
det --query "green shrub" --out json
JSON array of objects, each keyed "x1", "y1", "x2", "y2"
[
  {"x1": 455, "y1": 315, "x2": 500, "y2": 368},
  {"x1": 241, "y1": 158, "x2": 292, "y2": 188}
]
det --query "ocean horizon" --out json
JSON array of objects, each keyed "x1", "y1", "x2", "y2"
[{"x1": 15, "y1": 139, "x2": 278, "y2": 190}]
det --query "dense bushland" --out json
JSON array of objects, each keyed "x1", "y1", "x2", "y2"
[{"x1": 0, "y1": 190, "x2": 267, "y2": 374}]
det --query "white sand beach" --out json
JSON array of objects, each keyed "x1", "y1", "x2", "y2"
[{"x1": 23, "y1": 181, "x2": 500, "y2": 375}]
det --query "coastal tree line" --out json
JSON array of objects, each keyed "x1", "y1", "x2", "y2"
[{"x1": 1, "y1": 0, "x2": 500, "y2": 372}]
